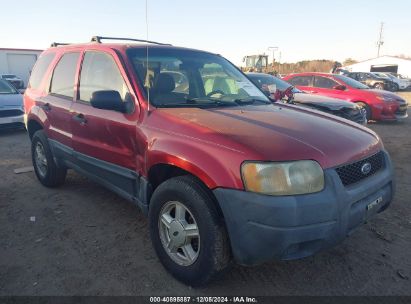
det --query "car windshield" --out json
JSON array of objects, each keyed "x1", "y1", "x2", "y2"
[
  {"x1": 373, "y1": 73, "x2": 390, "y2": 79},
  {"x1": 248, "y1": 74, "x2": 302, "y2": 94},
  {"x1": 127, "y1": 48, "x2": 270, "y2": 108},
  {"x1": 0, "y1": 79, "x2": 18, "y2": 94},
  {"x1": 334, "y1": 75, "x2": 370, "y2": 89}
]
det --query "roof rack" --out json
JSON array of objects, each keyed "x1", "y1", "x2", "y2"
[
  {"x1": 91, "y1": 36, "x2": 171, "y2": 46},
  {"x1": 50, "y1": 42, "x2": 71, "y2": 47}
]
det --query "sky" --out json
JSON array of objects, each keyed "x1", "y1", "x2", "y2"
[{"x1": 1, "y1": 0, "x2": 410, "y2": 65}]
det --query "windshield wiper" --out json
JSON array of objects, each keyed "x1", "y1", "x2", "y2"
[
  {"x1": 153, "y1": 97, "x2": 237, "y2": 108},
  {"x1": 184, "y1": 97, "x2": 238, "y2": 107},
  {"x1": 233, "y1": 98, "x2": 271, "y2": 105}
]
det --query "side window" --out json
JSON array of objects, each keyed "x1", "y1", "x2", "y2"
[
  {"x1": 79, "y1": 51, "x2": 129, "y2": 103},
  {"x1": 288, "y1": 76, "x2": 312, "y2": 86},
  {"x1": 29, "y1": 53, "x2": 56, "y2": 90},
  {"x1": 50, "y1": 52, "x2": 80, "y2": 98},
  {"x1": 313, "y1": 76, "x2": 338, "y2": 89}
]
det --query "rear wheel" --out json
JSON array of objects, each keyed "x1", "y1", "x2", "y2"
[
  {"x1": 31, "y1": 130, "x2": 67, "y2": 187},
  {"x1": 356, "y1": 102, "x2": 372, "y2": 121},
  {"x1": 149, "y1": 176, "x2": 231, "y2": 286},
  {"x1": 374, "y1": 83, "x2": 384, "y2": 90}
]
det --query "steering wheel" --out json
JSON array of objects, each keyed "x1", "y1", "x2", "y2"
[{"x1": 206, "y1": 90, "x2": 225, "y2": 97}]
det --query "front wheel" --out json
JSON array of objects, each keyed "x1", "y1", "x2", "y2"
[
  {"x1": 149, "y1": 176, "x2": 231, "y2": 286},
  {"x1": 356, "y1": 102, "x2": 372, "y2": 121}
]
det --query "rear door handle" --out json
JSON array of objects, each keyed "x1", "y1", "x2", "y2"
[
  {"x1": 309, "y1": 91, "x2": 318, "y2": 94},
  {"x1": 72, "y1": 113, "x2": 87, "y2": 125}
]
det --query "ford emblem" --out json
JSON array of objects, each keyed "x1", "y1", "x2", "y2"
[{"x1": 361, "y1": 162, "x2": 372, "y2": 175}]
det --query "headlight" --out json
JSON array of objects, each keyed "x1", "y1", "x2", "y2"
[
  {"x1": 241, "y1": 160, "x2": 324, "y2": 196},
  {"x1": 376, "y1": 95, "x2": 395, "y2": 102}
]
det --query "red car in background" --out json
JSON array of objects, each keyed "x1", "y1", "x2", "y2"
[{"x1": 283, "y1": 73, "x2": 408, "y2": 121}]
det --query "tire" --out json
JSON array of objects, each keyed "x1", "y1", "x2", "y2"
[
  {"x1": 374, "y1": 83, "x2": 384, "y2": 90},
  {"x1": 149, "y1": 175, "x2": 231, "y2": 286},
  {"x1": 31, "y1": 130, "x2": 67, "y2": 187},
  {"x1": 391, "y1": 83, "x2": 399, "y2": 92},
  {"x1": 356, "y1": 102, "x2": 372, "y2": 121}
]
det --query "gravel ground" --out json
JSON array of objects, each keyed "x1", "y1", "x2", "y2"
[{"x1": 0, "y1": 93, "x2": 410, "y2": 296}]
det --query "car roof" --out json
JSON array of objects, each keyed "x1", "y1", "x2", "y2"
[
  {"x1": 287, "y1": 72, "x2": 334, "y2": 77},
  {"x1": 44, "y1": 42, "x2": 217, "y2": 57}
]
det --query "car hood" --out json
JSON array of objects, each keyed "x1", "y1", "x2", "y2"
[
  {"x1": 293, "y1": 93, "x2": 356, "y2": 110},
  {"x1": 154, "y1": 104, "x2": 382, "y2": 169},
  {"x1": 365, "y1": 89, "x2": 407, "y2": 103},
  {"x1": 0, "y1": 93, "x2": 23, "y2": 107}
]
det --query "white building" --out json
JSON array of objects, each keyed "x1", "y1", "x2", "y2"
[
  {"x1": 0, "y1": 48, "x2": 43, "y2": 88},
  {"x1": 343, "y1": 55, "x2": 411, "y2": 78}
]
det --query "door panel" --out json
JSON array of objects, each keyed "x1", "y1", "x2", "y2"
[{"x1": 70, "y1": 50, "x2": 140, "y2": 195}]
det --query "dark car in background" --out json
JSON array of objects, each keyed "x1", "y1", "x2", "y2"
[
  {"x1": 0, "y1": 79, "x2": 24, "y2": 129},
  {"x1": 283, "y1": 72, "x2": 408, "y2": 121},
  {"x1": 1, "y1": 74, "x2": 24, "y2": 90},
  {"x1": 346, "y1": 72, "x2": 396, "y2": 91},
  {"x1": 247, "y1": 73, "x2": 367, "y2": 125}
]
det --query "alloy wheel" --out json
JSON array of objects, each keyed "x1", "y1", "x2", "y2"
[{"x1": 158, "y1": 201, "x2": 200, "y2": 266}]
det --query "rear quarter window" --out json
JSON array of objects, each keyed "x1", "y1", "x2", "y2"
[{"x1": 28, "y1": 53, "x2": 56, "y2": 90}]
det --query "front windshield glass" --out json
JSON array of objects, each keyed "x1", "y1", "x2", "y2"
[
  {"x1": 248, "y1": 74, "x2": 302, "y2": 93},
  {"x1": 334, "y1": 75, "x2": 370, "y2": 89},
  {"x1": 127, "y1": 48, "x2": 269, "y2": 107},
  {"x1": 0, "y1": 80, "x2": 18, "y2": 94}
]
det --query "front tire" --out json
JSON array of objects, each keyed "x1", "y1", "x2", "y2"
[
  {"x1": 356, "y1": 102, "x2": 372, "y2": 121},
  {"x1": 31, "y1": 130, "x2": 67, "y2": 187},
  {"x1": 149, "y1": 176, "x2": 231, "y2": 286}
]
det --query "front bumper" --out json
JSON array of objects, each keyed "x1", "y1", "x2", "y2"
[
  {"x1": 0, "y1": 114, "x2": 24, "y2": 128},
  {"x1": 213, "y1": 151, "x2": 394, "y2": 265}
]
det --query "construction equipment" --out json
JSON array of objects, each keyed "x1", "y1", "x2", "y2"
[{"x1": 242, "y1": 54, "x2": 269, "y2": 73}]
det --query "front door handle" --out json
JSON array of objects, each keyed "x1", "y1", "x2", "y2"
[
  {"x1": 309, "y1": 91, "x2": 318, "y2": 94},
  {"x1": 41, "y1": 103, "x2": 51, "y2": 112},
  {"x1": 72, "y1": 113, "x2": 87, "y2": 125}
]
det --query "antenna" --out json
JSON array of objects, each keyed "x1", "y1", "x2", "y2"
[
  {"x1": 377, "y1": 22, "x2": 384, "y2": 57},
  {"x1": 145, "y1": 0, "x2": 150, "y2": 112}
]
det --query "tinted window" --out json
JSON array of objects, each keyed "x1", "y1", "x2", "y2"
[
  {"x1": 288, "y1": 76, "x2": 312, "y2": 86},
  {"x1": 313, "y1": 76, "x2": 337, "y2": 89},
  {"x1": 29, "y1": 53, "x2": 55, "y2": 90},
  {"x1": 79, "y1": 52, "x2": 129, "y2": 102},
  {"x1": 50, "y1": 52, "x2": 80, "y2": 98}
]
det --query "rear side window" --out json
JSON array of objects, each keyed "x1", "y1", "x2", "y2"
[
  {"x1": 79, "y1": 51, "x2": 129, "y2": 102},
  {"x1": 313, "y1": 76, "x2": 337, "y2": 89},
  {"x1": 50, "y1": 52, "x2": 80, "y2": 98},
  {"x1": 288, "y1": 76, "x2": 312, "y2": 86},
  {"x1": 29, "y1": 53, "x2": 55, "y2": 90}
]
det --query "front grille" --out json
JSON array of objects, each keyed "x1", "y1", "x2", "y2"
[
  {"x1": 0, "y1": 109, "x2": 24, "y2": 118},
  {"x1": 336, "y1": 151, "x2": 384, "y2": 186},
  {"x1": 396, "y1": 104, "x2": 408, "y2": 115}
]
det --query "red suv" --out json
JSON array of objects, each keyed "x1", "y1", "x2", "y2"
[
  {"x1": 283, "y1": 72, "x2": 408, "y2": 121},
  {"x1": 24, "y1": 37, "x2": 394, "y2": 285}
]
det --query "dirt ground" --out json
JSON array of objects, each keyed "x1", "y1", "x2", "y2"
[{"x1": 1, "y1": 93, "x2": 411, "y2": 296}]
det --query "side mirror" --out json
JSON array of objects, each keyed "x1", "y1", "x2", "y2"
[
  {"x1": 90, "y1": 90, "x2": 125, "y2": 112},
  {"x1": 333, "y1": 84, "x2": 346, "y2": 91}
]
